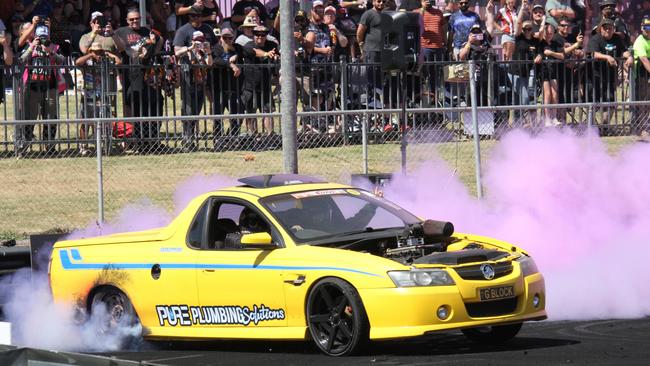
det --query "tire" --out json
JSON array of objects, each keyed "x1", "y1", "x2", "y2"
[
  {"x1": 306, "y1": 277, "x2": 369, "y2": 356},
  {"x1": 90, "y1": 288, "x2": 142, "y2": 350},
  {"x1": 462, "y1": 322, "x2": 523, "y2": 345}
]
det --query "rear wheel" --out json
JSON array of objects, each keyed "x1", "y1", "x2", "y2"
[
  {"x1": 462, "y1": 322, "x2": 523, "y2": 345},
  {"x1": 90, "y1": 288, "x2": 142, "y2": 350},
  {"x1": 306, "y1": 278, "x2": 369, "y2": 356}
]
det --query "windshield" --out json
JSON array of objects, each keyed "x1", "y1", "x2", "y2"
[{"x1": 260, "y1": 189, "x2": 421, "y2": 244}]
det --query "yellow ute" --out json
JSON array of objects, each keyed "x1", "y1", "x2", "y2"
[{"x1": 49, "y1": 174, "x2": 546, "y2": 356}]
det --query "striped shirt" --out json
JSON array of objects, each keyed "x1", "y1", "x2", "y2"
[{"x1": 421, "y1": 8, "x2": 445, "y2": 49}]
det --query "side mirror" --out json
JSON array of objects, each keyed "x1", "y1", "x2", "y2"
[{"x1": 240, "y1": 232, "x2": 275, "y2": 248}]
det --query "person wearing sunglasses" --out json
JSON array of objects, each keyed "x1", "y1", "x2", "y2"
[
  {"x1": 590, "y1": 0, "x2": 629, "y2": 47},
  {"x1": 239, "y1": 25, "x2": 278, "y2": 136},
  {"x1": 210, "y1": 27, "x2": 244, "y2": 145},
  {"x1": 509, "y1": 18, "x2": 543, "y2": 125},
  {"x1": 585, "y1": 17, "x2": 632, "y2": 133},
  {"x1": 448, "y1": 0, "x2": 484, "y2": 60},
  {"x1": 173, "y1": 7, "x2": 216, "y2": 152},
  {"x1": 115, "y1": 8, "x2": 164, "y2": 153}
]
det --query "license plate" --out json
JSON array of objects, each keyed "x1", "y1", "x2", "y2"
[{"x1": 479, "y1": 285, "x2": 515, "y2": 301}]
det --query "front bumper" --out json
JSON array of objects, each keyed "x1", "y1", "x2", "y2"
[{"x1": 359, "y1": 272, "x2": 546, "y2": 339}]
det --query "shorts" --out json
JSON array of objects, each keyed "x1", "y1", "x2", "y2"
[
  {"x1": 501, "y1": 34, "x2": 515, "y2": 44},
  {"x1": 241, "y1": 89, "x2": 275, "y2": 114}
]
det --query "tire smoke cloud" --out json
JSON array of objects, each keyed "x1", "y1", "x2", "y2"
[{"x1": 383, "y1": 129, "x2": 650, "y2": 320}]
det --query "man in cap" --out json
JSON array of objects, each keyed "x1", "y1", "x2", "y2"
[
  {"x1": 530, "y1": 3, "x2": 546, "y2": 40},
  {"x1": 591, "y1": 0, "x2": 629, "y2": 47},
  {"x1": 586, "y1": 17, "x2": 632, "y2": 131},
  {"x1": 509, "y1": 18, "x2": 543, "y2": 123},
  {"x1": 115, "y1": 8, "x2": 165, "y2": 153},
  {"x1": 79, "y1": 11, "x2": 124, "y2": 55},
  {"x1": 173, "y1": 6, "x2": 216, "y2": 151},
  {"x1": 632, "y1": 17, "x2": 650, "y2": 140},
  {"x1": 18, "y1": 21, "x2": 65, "y2": 156},
  {"x1": 74, "y1": 41, "x2": 122, "y2": 156},
  {"x1": 240, "y1": 24, "x2": 278, "y2": 135}
]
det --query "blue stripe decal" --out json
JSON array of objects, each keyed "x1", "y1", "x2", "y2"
[
  {"x1": 70, "y1": 249, "x2": 82, "y2": 261},
  {"x1": 59, "y1": 249, "x2": 381, "y2": 277}
]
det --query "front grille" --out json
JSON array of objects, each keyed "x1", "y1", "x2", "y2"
[
  {"x1": 453, "y1": 261, "x2": 513, "y2": 280},
  {"x1": 465, "y1": 297, "x2": 519, "y2": 318}
]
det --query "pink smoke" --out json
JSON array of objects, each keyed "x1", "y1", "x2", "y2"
[{"x1": 383, "y1": 129, "x2": 650, "y2": 320}]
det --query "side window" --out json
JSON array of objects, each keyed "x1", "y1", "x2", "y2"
[
  {"x1": 205, "y1": 200, "x2": 279, "y2": 250},
  {"x1": 187, "y1": 200, "x2": 209, "y2": 249},
  {"x1": 218, "y1": 203, "x2": 245, "y2": 224}
]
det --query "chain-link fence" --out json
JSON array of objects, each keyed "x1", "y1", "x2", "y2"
[{"x1": 1, "y1": 58, "x2": 648, "y2": 236}]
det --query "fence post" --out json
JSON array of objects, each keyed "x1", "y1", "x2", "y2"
[
  {"x1": 469, "y1": 60, "x2": 483, "y2": 200},
  {"x1": 280, "y1": 0, "x2": 298, "y2": 173},
  {"x1": 340, "y1": 58, "x2": 348, "y2": 145},
  {"x1": 587, "y1": 103, "x2": 594, "y2": 131},
  {"x1": 96, "y1": 119, "x2": 105, "y2": 224},
  {"x1": 362, "y1": 111, "x2": 368, "y2": 174}
]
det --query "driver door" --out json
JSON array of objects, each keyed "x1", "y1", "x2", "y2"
[{"x1": 194, "y1": 198, "x2": 287, "y2": 327}]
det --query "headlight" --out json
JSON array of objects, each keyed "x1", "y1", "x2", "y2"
[
  {"x1": 387, "y1": 269, "x2": 455, "y2": 287},
  {"x1": 516, "y1": 255, "x2": 539, "y2": 276}
]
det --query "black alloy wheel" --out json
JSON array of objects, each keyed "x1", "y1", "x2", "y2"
[
  {"x1": 306, "y1": 277, "x2": 369, "y2": 356},
  {"x1": 462, "y1": 322, "x2": 523, "y2": 344}
]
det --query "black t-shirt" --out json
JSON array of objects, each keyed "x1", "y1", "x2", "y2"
[
  {"x1": 399, "y1": 0, "x2": 421, "y2": 11},
  {"x1": 512, "y1": 34, "x2": 543, "y2": 77},
  {"x1": 115, "y1": 26, "x2": 157, "y2": 92},
  {"x1": 586, "y1": 33, "x2": 626, "y2": 80},
  {"x1": 232, "y1": 0, "x2": 269, "y2": 28},
  {"x1": 346, "y1": 0, "x2": 372, "y2": 23},
  {"x1": 359, "y1": 8, "x2": 382, "y2": 52},
  {"x1": 543, "y1": 34, "x2": 564, "y2": 59},
  {"x1": 212, "y1": 43, "x2": 244, "y2": 92},
  {"x1": 591, "y1": 16, "x2": 630, "y2": 47},
  {"x1": 242, "y1": 39, "x2": 278, "y2": 89},
  {"x1": 178, "y1": 0, "x2": 221, "y2": 28}
]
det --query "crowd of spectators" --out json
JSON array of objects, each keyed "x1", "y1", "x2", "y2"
[{"x1": 0, "y1": 0, "x2": 648, "y2": 156}]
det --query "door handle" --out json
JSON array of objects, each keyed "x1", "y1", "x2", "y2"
[{"x1": 203, "y1": 269, "x2": 216, "y2": 273}]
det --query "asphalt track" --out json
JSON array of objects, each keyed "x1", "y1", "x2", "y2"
[{"x1": 97, "y1": 317, "x2": 650, "y2": 366}]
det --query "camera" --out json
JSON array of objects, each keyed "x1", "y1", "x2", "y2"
[{"x1": 96, "y1": 15, "x2": 108, "y2": 28}]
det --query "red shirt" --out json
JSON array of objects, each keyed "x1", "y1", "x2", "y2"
[{"x1": 421, "y1": 8, "x2": 445, "y2": 49}]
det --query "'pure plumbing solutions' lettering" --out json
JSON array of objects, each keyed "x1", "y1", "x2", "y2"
[{"x1": 156, "y1": 304, "x2": 286, "y2": 326}]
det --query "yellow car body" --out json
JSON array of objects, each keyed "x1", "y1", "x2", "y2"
[{"x1": 49, "y1": 175, "x2": 546, "y2": 355}]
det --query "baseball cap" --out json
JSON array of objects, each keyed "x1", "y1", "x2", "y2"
[
  {"x1": 192, "y1": 30, "x2": 205, "y2": 41},
  {"x1": 324, "y1": 6, "x2": 337, "y2": 13},
  {"x1": 599, "y1": 0, "x2": 616, "y2": 8},
  {"x1": 532, "y1": 4, "x2": 544, "y2": 11},
  {"x1": 313, "y1": 0, "x2": 324, "y2": 7},
  {"x1": 641, "y1": 17, "x2": 650, "y2": 30},
  {"x1": 221, "y1": 28, "x2": 234, "y2": 37},
  {"x1": 90, "y1": 11, "x2": 103, "y2": 21},
  {"x1": 599, "y1": 18, "x2": 615, "y2": 27},
  {"x1": 295, "y1": 10, "x2": 307, "y2": 19}
]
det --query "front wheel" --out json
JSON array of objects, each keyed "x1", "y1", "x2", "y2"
[
  {"x1": 306, "y1": 278, "x2": 369, "y2": 356},
  {"x1": 462, "y1": 322, "x2": 523, "y2": 345}
]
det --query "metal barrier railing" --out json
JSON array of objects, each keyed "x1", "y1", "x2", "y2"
[{"x1": 0, "y1": 57, "x2": 648, "y2": 157}]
